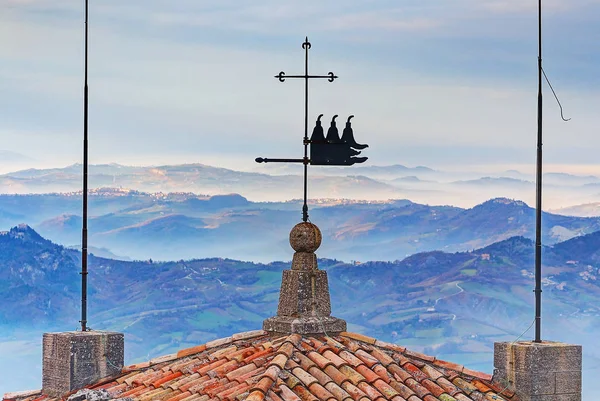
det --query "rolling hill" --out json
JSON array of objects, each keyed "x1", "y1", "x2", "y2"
[
  {"x1": 2, "y1": 191, "x2": 600, "y2": 262},
  {"x1": 1, "y1": 225, "x2": 599, "y2": 396}
]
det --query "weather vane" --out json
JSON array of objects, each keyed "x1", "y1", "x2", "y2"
[{"x1": 256, "y1": 37, "x2": 369, "y2": 222}]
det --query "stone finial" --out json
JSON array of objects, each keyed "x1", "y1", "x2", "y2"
[
  {"x1": 290, "y1": 222, "x2": 322, "y2": 253},
  {"x1": 263, "y1": 222, "x2": 346, "y2": 335}
]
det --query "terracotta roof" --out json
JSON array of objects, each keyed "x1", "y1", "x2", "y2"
[{"x1": 2, "y1": 330, "x2": 518, "y2": 401}]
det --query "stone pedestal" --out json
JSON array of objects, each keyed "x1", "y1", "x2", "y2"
[
  {"x1": 42, "y1": 331, "x2": 124, "y2": 397},
  {"x1": 263, "y1": 222, "x2": 346, "y2": 335},
  {"x1": 494, "y1": 341, "x2": 582, "y2": 401}
]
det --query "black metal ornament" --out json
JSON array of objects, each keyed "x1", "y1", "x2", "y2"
[
  {"x1": 310, "y1": 115, "x2": 368, "y2": 166},
  {"x1": 255, "y1": 37, "x2": 369, "y2": 222}
]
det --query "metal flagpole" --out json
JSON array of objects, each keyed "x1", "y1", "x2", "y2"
[
  {"x1": 534, "y1": 0, "x2": 543, "y2": 343},
  {"x1": 80, "y1": 0, "x2": 89, "y2": 332}
]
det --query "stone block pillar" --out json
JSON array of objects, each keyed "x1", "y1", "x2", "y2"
[
  {"x1": 42, "y1": 331, "x2": 124, "y2": 397},
  {"x1": 494, "y1": 341, "x2": 582, "y2": 401},
  {"x1": 263, "y1": 222, "x2": 346, "y2": 335}
]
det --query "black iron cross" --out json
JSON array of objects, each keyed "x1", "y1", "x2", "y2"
[{"x1": 256, "y1": 37, "x2": 369, "y2": 222}]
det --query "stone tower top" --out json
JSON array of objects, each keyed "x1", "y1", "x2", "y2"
[{"x1": 263, "y1": 222, "x2": 346, "y2": 335}]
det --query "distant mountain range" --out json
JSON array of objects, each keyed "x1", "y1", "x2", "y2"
[
  {"x1": 0, "y1": 224, "x2": 598, "y2": 396},
  {"x1": 2, "y1": 163, "x2": 600, "y2": 209},
  {"x1": 0, "y1": 163, "x2": 402, "y2": 202},
  {"x1": 1, "y1": 191, "x2": 600, "y2": 262}
]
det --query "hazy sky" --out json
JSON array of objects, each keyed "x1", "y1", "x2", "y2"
[{"x1": 1, "y1": 0, "x2": 599, "y2": 172}]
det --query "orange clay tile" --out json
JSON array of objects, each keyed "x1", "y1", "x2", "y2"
[
  {"x1": 338, "y1": 351, "x2": 365, "y2": 368},
  {"x1": 432, "y1": 360, "x2": 464, "y2": 374},
  {"x1": 371, "y1": 365, "x2": 391, "y2": 383},
  {"x1": 247, "y1": 390, "x2": 267, "y2": 401},
  {"x1": 150, "y1": 353, "x2": 179, "y2": 366},
  {"x1": 292, "y1": 385, "x2": 319, "y2": 401},
  {"x1": 340, "y1": 381, "x2": 368, "y2": 401},
  {"x1": 374, "y1": 341, "x2": 406, "y2": 354},
  {"x1": 462, "y1": 368, "x2": 492, "y2": 382},
  {"x1": 353, "y1": 350, "x2": 379, "y2": 369},
  {"x1": 166, "y1": 391, "x2": 193, "y2": 401},
  {"x1": 196, "y1": 359, "x2": 229, "y2": 375},
  {"x1": 291, "y1": 368, "x2": 319, "y2": 388},
  {"x1": 270, "y1": 354, "x2": 290, "y2": 370},
  {"x1": 205, "y1": 337, "x2": 233, "y2": 350},
  {"x1": 451, "y1": 378, "x2": 478, "y2": 395},
  {"x1": 420, "y1": 366, "x2": 444, "y2": 382},
  {"x1": 470, "y1": 381, "x2": 492, "y2": 394},
  {"x1": 307, "y1": 366, "x2": 334, "y2": 387},
  {"x1": 403, "y1": 364, "x2": 429, "y2": 383},
  {"x1": 371, "y1": 379, "x2": 400, "y2": 400},
  {"x1": 178, "y1": 345, "x2": 209, "y2": 359},
  {"x1": 324, "y1": 337, "x2": 346, "y2": 352},
  {"x1": 403, "y1": 350, "x2": 435, "y2": 364},
  {"x1": 419, "y1": 380, "x2": 445, "y2": 398},
  {"x1": 124, "y1": 361, "x2": 151, "y2": 372},
  {"x1": 337, "y1": 338, "x2": 362, "y2": 353},
  {"x1": 227, "y1": 363, "x2": 259, "y2": 381},
  {"x1": 293, "y1": 352, "x2": 317, "y2": 371},
  {"x1": 403, "y1": 378, "x2": 431, "y2": 399},
  {"x1": 254, "y1": 376, "x2": 276, "y2": 395},
  {"x1": 210, "y1": 346, "x2": 238, "y2": 361},
  {"x1": 178, "y1": 376, "x2": 210, "y2": 393},
  {"x1": 267, "y1": 390, "x2": 284, "y2": 401},
  {"x1": 278, "y1": 385, "x2": 303, "y2": 401},
  {"x1": 307, "y1": 351, "x2": 335, "y2": 370},
  {"x1": 3, "y1": 332, "x2": 522, "y2": 401},
  {"x1": 324, "y1": 365, "x2": 350, "y2": 387},
  {"x1": 115, "y1": 371, "x2": 140, "y2": 384},
  {"x1": 386, "y1": 364, "x2": 412, "y2": 383},
  {"x1": 278, "y1": 342, "x2": 296, "y2": 359},
  {"x1": 432, "y1": 378, "x2": 459, "y2": 396},
  {"x1": 356, "y1": 382, "x2": 385, "y2": 400},
  {"x1": 308, "y1": 382, "x2": 336, "y2": 401},
  {"x1": 245, "y1": 348, "x2": 275, "y2": 364},
  {"x1": 353, "y1": 366, "x2": 379, "y2": 385},
  {"x1": 232, "y1": 330, "x2": 267, "y2": 341},
  {"x1": 153, "y1": 371, "x2": 184, "y2": 388},
  {"x1": 486, "y1": 381, "x2": 515, "y2": 398},
  {"x1": 236, "y1": 367, "x2": 267, "y2": 384},
  {"x1": 324, "y1": 382, "x2": 352, "y2": 401},
  {"x1": 217, "y1": 381, "x2": 250, "y2": 400},
  {"x1": 340, "y1": 333, "x2": 377, "y2": 346},
  {"x1": 227, "y1": 348, "x2": 258, "y2": 363},
  {"x1": 323, "y1": 351, "x2": 348, "y2": 368}
]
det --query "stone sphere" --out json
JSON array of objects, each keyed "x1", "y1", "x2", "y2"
[{"x1": 289, "y1": 222, "x2": 322, "y2": 252}]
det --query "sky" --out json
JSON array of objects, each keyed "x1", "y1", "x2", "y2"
[{"x1": 1, "y1": 0, "x2": 599, "y2": 173}]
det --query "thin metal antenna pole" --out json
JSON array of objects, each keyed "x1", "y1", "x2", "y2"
[
  {"x1": 302, "y1": 37, "x2": 310, "y2": 222},
  {"x1": 80, "y1": 0, "x2": 89, "y2": 332},
  {"x1": 534, "y1": 0, "x2": 543, "y2": 343}
]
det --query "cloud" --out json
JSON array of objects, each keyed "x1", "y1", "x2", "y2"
[{"x1": 0, "y1": 0, "x2": 599, "y2": 170}]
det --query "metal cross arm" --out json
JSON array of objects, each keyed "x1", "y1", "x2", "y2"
[
  {"x1": 275, "y1": 71, "x2": 338, "y2": 82},
  {"x1": 255, "y1": 158, "x2": 305, "y2": 164}
]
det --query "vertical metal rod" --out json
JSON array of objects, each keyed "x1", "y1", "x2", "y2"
[
  {"x1": 534, "y1": 0, "x2": 543, "y2": 343},
  {"x1": 80, "y1": 0, "x2": 89, "y2": 332},
  {"x1": 302, "y1": 37, "x2": 310, "y2": 222}
]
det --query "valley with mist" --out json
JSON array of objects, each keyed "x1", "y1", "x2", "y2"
[{"x1": 2, "y1": 162, "x2": 600, "y2": 396}]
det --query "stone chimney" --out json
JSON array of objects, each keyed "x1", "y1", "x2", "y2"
[
  {"x1": 42, "y1": 331, "x2": 124, "y2": 397},
  {"x1": 493, "y1": 340, "x2": 582, "y2": 400},
  {"x1": 263, "y1": 222, "x2": 346, "y2": 335}
]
